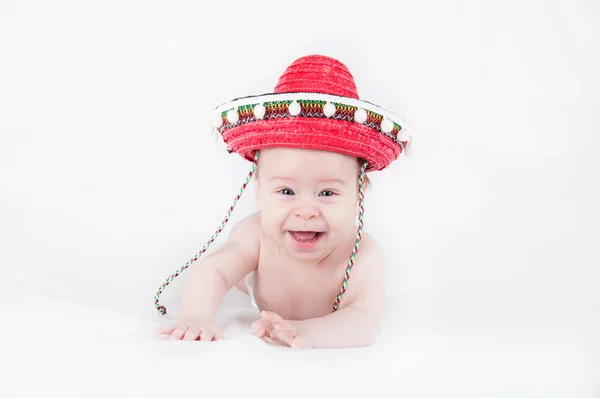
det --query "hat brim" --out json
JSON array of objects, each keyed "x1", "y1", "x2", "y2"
[
  {"x1": 222, "y1": 117, "x2": 401, "y2": 172},
  {"x1": 213, "y1": 92, "x2": 413, "y2": 172}
]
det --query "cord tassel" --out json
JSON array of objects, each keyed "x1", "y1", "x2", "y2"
[{"x1": 331, "y1": 161, "x2": 368, "y2": 312}]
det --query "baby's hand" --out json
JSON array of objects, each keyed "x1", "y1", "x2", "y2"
[
  {"x1": 252, "y1": 311, "x2": 304, "y2": 348},
  {"x1": 155, "y1": 318, "x2": 223, "y2": 341}
]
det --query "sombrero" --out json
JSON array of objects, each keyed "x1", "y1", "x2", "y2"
[
  {"x1": 211, "y1": 54, "x2": 414, "y2": 171},
  {"x1": 154, "y1": 55, "x2": 415, "y2": 317}
]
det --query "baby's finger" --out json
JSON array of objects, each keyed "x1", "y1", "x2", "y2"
[
  {"x1": 199, "y1": 330, "x2": 213, "y2": 342},
  {"x1": 169, "y1": 326, "x2": 187, "y2": 340},
  {"x1": 261, "y1": 311, "x2": 283, "y2": 323},
  {"x1": 255, "y1": 326, "x2": 268, "y2": 339},
  {"x1": 255, "y1": 317, "x2": 274, "y2": 331},
  {"x1": 182, "y1": 327, "x2": 201, "y2": 341},
  {"x1": 214, "y1": 329, "x2": 224, "y2": 340},
  {"x1": 274, "y1": 329, "x2": 296, "y2": 346},
  {"x1": 155, "y1": 325, "x2": 177, "y2": 335},
  {"x1": 270, "y1": 331, "x2": 293, "y2": 347},
  {"x1": 290, "y1": 337, "x2": 304, "y2": 349},
  {"x1": 273, "y1": 321, "x2": 297, "y2": 338},
  {"x1": 273, "y1": 322, "x2": 286, "y2": 331},
  {"x1": 274, "y1": 322, "x2": 299, "y2": 345},
  {"x1": 251, "y1": 320, "x2": 263, "y2": 331}
]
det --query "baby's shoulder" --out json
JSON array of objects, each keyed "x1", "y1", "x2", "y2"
[
  {"x1": 347, "y1": 232, "x2": 386, "y2": 283},
  {"x1": 229, "y1": 212, "x2": 261, "y2": 235},
  {"x1": 227, "y1": 212, "x2": 262, "y2": 253},
  {"x1": 335, "y1": 231, "x2": 386, "y2": 311},
  {"x1": 356, "y1": 232, "x2": 385, "y2": 263}
]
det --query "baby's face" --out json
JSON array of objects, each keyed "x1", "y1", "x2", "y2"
[{"x1": 255, "y1": 148, "x2": 360, "y2": 263}]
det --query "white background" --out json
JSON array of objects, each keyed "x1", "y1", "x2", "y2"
[{"x1": 1, "y1": 0, "x2": 599, "y2": 396}]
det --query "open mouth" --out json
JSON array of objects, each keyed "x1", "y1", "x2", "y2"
[
  {"x1": 290, "y1": 231, "x2": 323, "y2": 243},
  {"x1": 288, "y1": 231, "x2": 325, "y2": 249}
]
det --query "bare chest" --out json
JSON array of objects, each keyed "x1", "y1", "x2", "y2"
[{"x1": 251, "y1": 250, "x2": 346, "y2": 320}]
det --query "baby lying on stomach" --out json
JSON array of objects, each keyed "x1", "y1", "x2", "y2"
[{"x1": 156, "y1": 147, "x2": 385, "y2": 349}]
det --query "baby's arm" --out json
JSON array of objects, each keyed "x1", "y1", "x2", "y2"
[
  {"x1": 263, "y1": 236, "x2": 385, "y2": 348},
  {"x1": 159, "y1": 213, "x2": 261, "y2": 340},
  {"x1": 293, "y1": 243, "x2": 386, "y2": 348},
  {"x1": 257, "y1": 237, "x2": 386, "y2": 349}
]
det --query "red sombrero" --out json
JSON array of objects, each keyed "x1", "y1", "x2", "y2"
[{"x1": 210, "y1": 54, "x2": 414, "y2": 171}]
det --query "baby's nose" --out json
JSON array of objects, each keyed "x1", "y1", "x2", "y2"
[{"x1": 295, "y1": 205, "x2": 320, "y2": 220}]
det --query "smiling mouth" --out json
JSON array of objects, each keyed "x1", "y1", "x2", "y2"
[{"x1": 289, "y1": 231, "x2": 323, "y2": 243}]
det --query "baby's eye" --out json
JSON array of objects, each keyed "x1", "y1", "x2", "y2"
[
  {"x1": 279, "y1": 188, "x2": 294, "y2": 195},
  {"x1": 319, "y1": 190, "x2": 335, "y2": 197}
]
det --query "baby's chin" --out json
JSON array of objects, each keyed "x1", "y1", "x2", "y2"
[{"x1": 282, "y1": 248, "x2": 331, "y2": 263}]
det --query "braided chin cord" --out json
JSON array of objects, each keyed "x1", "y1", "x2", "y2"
[
  {"x1": 153, "y1": 155, "x2": 368, "y2": 315},
  {"x1": 154, "y1": 151, "x2": 259, "y2": 315},
  {"x1": 331, "y1": 161, "x2": 368, "y2": 312}
]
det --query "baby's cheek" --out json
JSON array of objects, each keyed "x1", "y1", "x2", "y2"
[
  {"x1": 325, "y1": 204, "x2": 355, "y2": 228},
  {"x1": 260, "y1": 210, "x2": 285, "y2": 233}
]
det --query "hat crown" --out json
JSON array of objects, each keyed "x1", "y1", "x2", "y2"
[{"x1": 274, "y1": 55, "x2": 360, "y2": 99}]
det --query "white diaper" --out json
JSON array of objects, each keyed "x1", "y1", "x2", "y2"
[{"x1": 244, "y1": 272, "x2": 258, "y2": 309}]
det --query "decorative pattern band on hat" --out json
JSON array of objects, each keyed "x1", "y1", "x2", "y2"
[{"x1": 209, "y1": 55, "x2": 415, "y2": 172}]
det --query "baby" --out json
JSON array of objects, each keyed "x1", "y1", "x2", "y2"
[{"x1": 154, "y1": 54, "x2": 413, "y2": 349}]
